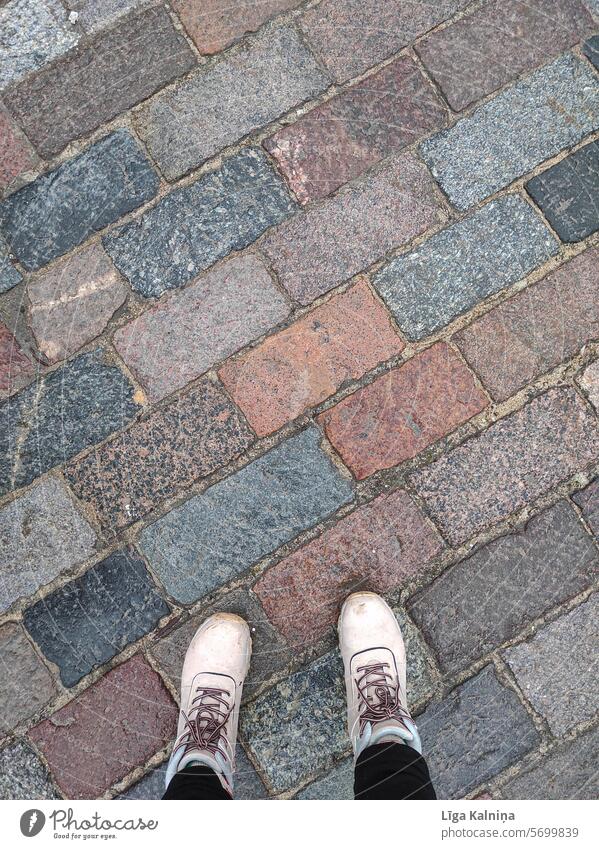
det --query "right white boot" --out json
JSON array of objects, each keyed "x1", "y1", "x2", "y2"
[
  {"x1": 165, "y1": 612, "x2": 252, "y2": 797},
  {"x1": 338, "y1": 592, "x2": 422, "y2": 760}
]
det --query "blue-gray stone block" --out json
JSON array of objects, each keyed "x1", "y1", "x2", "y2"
[
  {"x1": 23, "y1": 548, "x2": 170, "y2": 687},
  {"x1": 420, "y1": 54, "x2": 599, "y2": 210},
  {"x1": 140, "y1": 427, "x2": 353, "y2": 604},
  {"x1": 373, "y1": 195, "x2": 558, "y2": 339},
  {"x1": 583, "y1": 34, "x2": 599, "y2": 68},
  {"x1": 0, "y1": 129, "x2": 159, "y2": 270},
  {"x1": 241, "y1": 649, "x2": 347, "y2": 793},
  {"x1": 526, "y1": 140, "x2": 599, "y2": 242},
  {"x1": 0, "y1": 740, "x2": 58, "y2": 800},
  {"x1": 418, "y1": 666, "x2": 540, "y2": 798},
  {"x1": 297, "y1": 758, "x2": 353, "y2": 799},
  {"x1": 0, "y1": 349, "x2": 140, "y2": 496},
  {"x1": 0, "y1": 237, "x2": 22, "y2": 293},
  {"x1": 103, "y1": 147, "x2": 296, "y2": 298}
]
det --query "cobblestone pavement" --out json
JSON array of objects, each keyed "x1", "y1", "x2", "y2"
[{"x1": 1, "y1": 0, "x2": 598, "y2": 801}]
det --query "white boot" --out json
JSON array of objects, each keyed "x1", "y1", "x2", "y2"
[
  {"x1": 165, "y1": 613, "x2": 252, "y2": 796},
  {"x1": 338, "y1": 592, "x2": 422, "y2": 760}
]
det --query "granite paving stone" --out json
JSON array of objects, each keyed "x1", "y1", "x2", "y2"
[
  {"x1": 391, "y1": 607, "x2": 436, "y2": 710},
  {"x1": 416, "y1": 0, "x2": 593, "y2": 112},
  {"x1": 0, "y1": 740, "x2": 58, "y2": 800},
  {"x1": 0, "y1": 105, "x2": 37, "y2": 193},
  {"x1": 0, "y1": 320, "x2": 34, "y2": 398},
  {"x1": 0, "y1": 130, "x2": 159, "y2": 271},
  {"x1": 137, "y1": 24, "x2": 330, "y2": 181},
  {"x1": 501, "y1": 726, "x2": 599, "y2": 799},
  {"x1": 29, "y1": 655, "x2": 178, "y2": 799},
  {"x1": 64, "y1": 379, "x2": 253, "y2": 531},
  {"x1": 241, "y1": 649, "x2": 347, "y2": 792},
  {"x1": 219, "y1": 280, "x2": 404, "y2": 436},
  {"x1": 254, "y1": 489, "x2": 444, "y2": 645},
  {"x1": 139, "y1": 427, "x2": 353, "y2": 604},
  {"x1": 27, "y1": 245, "x2": 128, "y2": 364},
  {"x1": 454, "y1": 248, "x2": 599, "y2": 402},
  {"x1": 373, "y1": 195, "x2": 558, "y2": 341},
  {"x1": 104, "y1": 147, "x2": 295, "y2": 299},
  {"x1": 4, "y1": 6, "x2": 196, "y2": 158},
  {"x1": 420, "y1": 54, "x2": 599, "y2": 210},
  {"x1": 264, "y1": 56, "x2": 447, "y2": 204},
  {"x1": 0, "y1": 238, "x2": 22, "y2": 294},
  {"x1": 0, "y1": 622, "x2": 57, "y2": 734},
  {"x1": 171, "y1": 0, "x2": 302, "y2": 54},
  {"x1": 410, "y1": 388, "x2": 599, "y2": 545},
  {"x1": 579, "y1": 360, "x2": 599, "y2": 411},
  {"x1": 418, "y1": 666, "x2": 540, "y2": 798},
  {"x1": 585, "y1": 0, "x2": 599, "y2": 17},
  {"x1": 299, "y1": 0, "x2": 470, "y2": 83},
  {"x1": 504, "y1": 593, "x2": 599, "y2": 735},
  {"x1": 0, "y1": 0, "x2": 78, "y2": 90},
  {"x1": 23, "y1": 549, "x2": 171, "y2": 687},
  {"x1": 526, "y1": 141, "x2": 599, "y2": 243},
  {"x1": 118, "y1": 764, "x2": 168, "y2": 800},
  {"x1": 573, "y1": 478, "x2": 599, "y2": 540},
  {"x1": 0, "y1": 477, "x2": 96, "y2": 613},
  {"x1": 584, "y1": 34, "x2": 599, "y2": 67},
  {"x1": 297, "y1": 758, "x2": 353, "y2": 799},
  {"x1": 319, "y1": 342, "x2": 488, "y2": 479},
  {"x1": 65, "y1": 0, "x2": 151, "y2": 34},
  {"x1": 150, "y1": 589, "x2": 292, "y2": 700},
  {"x1": 113, "y1": 253, "x2": 290, "y2": 402},
  {"x1": 261, "y1": 152, "x2": 445, "y2": 305},
  {"x1": 0, "y1": 349, "x2": 140, "y2": 496},
  {"x1": 409, "y1": 502, "x2": 598, "y2": 675}
]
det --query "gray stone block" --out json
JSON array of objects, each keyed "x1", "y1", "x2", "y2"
[
  {"x1": 297, "y1": 758, "x2": 353, "y2": 799},
  {"x1": 0, "y1": 130, "x2": 158, "y2": 270},
  {"x1": 504, "y1": 593, "x2": 599, "y2": 736},
  {"x1": 0, "y1": 623, "x2": 57, "y2": 733},
  {"x1": 418, "y1": 666, "x2": 540, "y2": 798},
  {"x1": 140, "y1": 427, "x2": 353, "y2": 604},
  {"x1": 23, "y1": 549, "x2": 170, "y2": 687},
  {"x1": 0, "y1": 349, "x2": 140, "y2": 496},
  {"x1": 420, "y1": 54, "x2": 599, "y2": 210},
  {"x1": 104, "y1": 147, "x2": 296, "y2": 298},
  {"x1": 0, "y1": 740, "x2": 58, "y2": 799},
  {"x1": 409, "y1": 502, "x2": 598, "y2": 674},
  {"x1": 373, "y1": 195, "x2": 558, "y2": 339},
  {"x1": 0, "y1": 238, "x2": 22, "y2": 294}
]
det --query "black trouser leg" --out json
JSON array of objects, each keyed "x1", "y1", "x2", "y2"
[
  {"x1": 162, "y1": 764, "x2": 232, "y2": 800},
  {"x1": 354, "y1": 742, "x2": 437, "y2": 799}
]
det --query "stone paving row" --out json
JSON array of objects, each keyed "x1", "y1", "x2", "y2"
[{"x1": 0, "y1": 0, "x2": 598, "y2": 801}]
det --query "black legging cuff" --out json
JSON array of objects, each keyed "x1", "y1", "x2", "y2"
[
  {"x1": 162, "y1": 764, "x2": 232, "y2": 800},
  {"x1": 354, "y1": 742, "x2": 437, "y2": 799}
]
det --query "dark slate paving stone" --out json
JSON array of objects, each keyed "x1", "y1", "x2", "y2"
[
  {"x1": 139, "y1": 426, "x2": 353, "y2": 604},
  {"x1": 418, "y1": 666, "x2": 540, "y2": 799},
  {"x1": 0, "y1": 130, "x2": 159, "y2": 270},
  {"x1": 409, "y1": 502, "x2": 598, "y2": 675},
  {"x1": 118, "y1": 764, "x2": 168, "y2": 800},
  {"x1": 0, "y1": 238, "x2": 22, "y2": 294},
  {"x1": 103, "y1": 147, "x2": 296, "y2": 298},
  {"x1": 241, "y1": 649, "x2": 347, "y2": 793},
  {"x1": 372, "y1": 195, "x2": 558, "y2": 340},
  {"x1": 23, "y1": 548, "x2": 170, "y2": 687},
  {"x1": 526, "y1": 140, "x2": 599, "y2": 242},
  {"x1": 297, "y1": 757, "x2": 353, "y2": 799},
  {"x1": 583, "y1": 34, "x2": 599, "y2": 69},
  {"x1": 151, "y1": 588, "x2": 293, "y2": 701},
  {"x1": 0, "y1": 349, "x2": 139, "y2": 496},
  {"x1": 501, "y1": 725, "x2": 599, "y2": 799},
  {"x1": 0, "y1": 740, "x2": 58, "y2": 800}
]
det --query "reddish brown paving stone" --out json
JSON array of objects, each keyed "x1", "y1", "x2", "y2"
[
  {"x1": 416, "y1": 0, "x2": 594, "y2": 112},
  {"x1": 264, "y1": 56, "x2": 446, "y2": 204},
  {"x1": 29, "y1": 655, "x2": 177, "y2": 799},
  {"x1": 65, "y1": 379, "x2": 254, "y2": 532},
  {"x1": 454, "y1": 248, "x2": 599, "y2": 402},
  {"x1": 0, "y1": 321, "x2": 34, "y2": 398},
  {"x1": 219, "y1": 279, "x2": 404, "y2": 436},
  {"x1": 0, "y1": 105, "x2": 37, "y2": 193},
  {"x1": 171, "y1": 0, "x2": 303, "y2": 54},
  {"x1": 254, "y1": 488, "x2": 444, "y2": 645},
  {"x1": 27, "y1": 244, "x2": 127, "y2": 363},
  {"x1": 318, "y1": 342, "x2": 488, "y2": 479}
]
